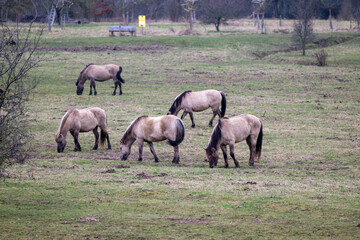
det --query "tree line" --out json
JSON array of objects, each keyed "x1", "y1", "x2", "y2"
[{"x1": 1, "y1": 0, "x2": 359, "y2": 26}]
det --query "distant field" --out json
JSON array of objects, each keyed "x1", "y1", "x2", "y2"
[{"x1": 1, "y1": 20, "x2": 359, "y2": 239}]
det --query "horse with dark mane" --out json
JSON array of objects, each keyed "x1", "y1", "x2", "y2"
[
  {"x1": 119, "y1": 115, "x2": 185, "y2": 163},
  {"x1": 205, "y1": 114, "x2": 263, "y2": 168},
  {"x1": 167, "y1": 89, "x2": 226, "y2": 128},
  {"x1": 75, "y1": 64, "x2": 125, "y2": 95},
  {"x1": 55, "y1": 107, "x2": 111, "y2": 153}
]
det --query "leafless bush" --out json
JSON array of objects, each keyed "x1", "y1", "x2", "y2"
[
  {"x1": 314, "y1": 49, "x2": 328, "y2": 66},
  {"x1": 0, "y1": 22, "x2": 43, "y2": 169}
]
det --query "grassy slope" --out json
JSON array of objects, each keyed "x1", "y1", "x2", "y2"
[{"x1": 0, "y1": 21, "x2": 359, "y2": 239}]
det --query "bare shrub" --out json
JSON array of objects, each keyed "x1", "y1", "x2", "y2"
[
  {"x1": 0, "y1": 22, "x2": 43, "y2": 169},
  {"x1": 315, "y1": 49, "x2": 328, "y2": 66}
]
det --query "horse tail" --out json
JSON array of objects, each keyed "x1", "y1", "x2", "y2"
[
  {"x1": 100, "y1": 129, "x2": 106, "y2": 147},
  {"x1": 168, "y1": 119, "x2": 185, "y2": 147},
  {"x1": 220, "y1": 91, "x2": 226, "y2": 117},
  {"x1": 256, "y1": 123, "x2": 263, "y2": 160},
  {"x1": 116, "y1": 66, "x2": 125, "y2": 83}
]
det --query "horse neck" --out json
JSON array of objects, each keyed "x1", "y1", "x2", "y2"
[
  {"x1": 57, "y1": 112, "x2": 73, "y2": 139},
  {"x1": 207, "y1": 122, "x2": 223, "y2": 151},
  {"x1": 77, "y1": 71, "x2": 87, "y2": 86}
]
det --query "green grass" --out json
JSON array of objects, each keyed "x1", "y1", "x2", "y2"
[{"x1": 1, "y1": 20, "x2": 360, "y2": 239}]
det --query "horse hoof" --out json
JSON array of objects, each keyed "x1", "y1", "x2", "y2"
[
  {"x1": 191, "y1": 125, "x2": 195, "y2": 128},
  {"x1": 154, "y1": 158, "x2": 159, "y2": 162},
  {"x1": 235, "y1": 165, "x2": 240, "y2": 168},
  {"x1": 138, "y1": 158, "x2": 142, "y2": 162},
  {"x1": 94, "y1": 92, "x2": 97, "y2": 96},
  {"x1": 120, "y1": 92, "x2": 122, "y2": 95},
  {"x1": 93, "y1": 147, "x2": 98, "y2": 150},
  {"x1": 108, "y1": 146, "x2": 112, "y2": 150}
]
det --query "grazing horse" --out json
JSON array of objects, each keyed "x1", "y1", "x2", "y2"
[
  {"x1": 119, "y1": 115, "x2": 185, "y2": 163},
  {"x1": 205, "y1": 114, "x2": 263, "y2": 168},
  {"x1": 167, "y1": 89, "x2": 226, "y2": 128},
  {"x1": 75, "y1": 63, "x2": 125, "y2": 96},
  {"x1": 55, "y1": 107, "x2": 111, "y2": 153}
]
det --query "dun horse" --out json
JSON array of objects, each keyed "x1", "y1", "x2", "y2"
[
  {"x1": 167, "y1": 89, "x2": 226, "y2": 128},
  {"x1": 55, "y1": 107, "x2": 111, "y2": 153},
  {"x1": 76, "y1": 63, "x2": 125, "y2": 96},
  {"x1": 205, "y1": 114, "x2": 263, "y2": 168},
  {"x1": 119, "y1": 115, "x2": 185, "y2": 163}
]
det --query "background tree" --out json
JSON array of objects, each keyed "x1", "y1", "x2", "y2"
[
  {"x1": 182, "y1": 0, "x2": 197, "y2": 31},
  {"x1": 321, "y1": 0, "x2": 340, "y2": 30},
  {"x1": 0, "y1": 21, "x2": 42, "y2": 169},
  {"x1": 198, "y1": 0, "x2": 238, "y2": 32},
  {"x1": 292, "y1": 0, "x2": 315, "y2": 56}
]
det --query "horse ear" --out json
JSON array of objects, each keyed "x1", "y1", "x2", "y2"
[{"x1": 211, "y1": 147, "x2": 216, "y2": 153}]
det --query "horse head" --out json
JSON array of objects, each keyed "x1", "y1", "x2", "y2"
[
  {"x1": 55, "y1": 134, "x2": 67, "y2": 153},
  {"x1": 76, "y1": 85, "x2": 84, "y2": 95},
  {"x1": 204, "y1": 147, "x2": 218, "y2": 168},
  {"x1": 119, "y1": 143, "x2": 131, "y2": 160}
]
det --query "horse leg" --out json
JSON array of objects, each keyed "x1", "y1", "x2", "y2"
[
  {"x1": 188, "y1": 112, "x2": 195, "y2": 128},
  {"x1": 209, "y1": 111, "x2": 218, "y2": 127},
  {"x1": 220, "y1": 145, "x2": 229, "y2": 168},
  {"x1": 119, "y1": 81, "x2": 122, "y2": 95},
  {"x1": 113, "y1": 81, "x2": 118, "y2": 95},
  {"x1": 148, "y1": 142, "x2": 159, "y2": 162},
  {"x1": 180, "y1": 111, "x2": 187, "y2": 120},
  {"x1": 137, "y1": 139, "x2": 144, "y2": 161},
  {"x1": 229, "y1": 144, "x2": 240, "y2": 168},
  {"x1": 93, "y1": 81, "x2": 97, "y2": 95},
  {"x1": 71, "y1": 130, "x2": 81, "y2": 152},
  {"x1": 105, "y1": 131, "x2": 111, "y2": 149},
  {"x1": 172, "y1": 145, "x2": 180, "y2": 164},
  {"x1": 246, "y1": 136, "x2": 256, "y2": 166},
  {"x1": 92, "y1": 126, "x2": 99, "y2": 150}
]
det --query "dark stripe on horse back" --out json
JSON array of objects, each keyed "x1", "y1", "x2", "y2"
[
  {"x1": 76, "y1": 63, "x2": 94, "y2": 86},
  {"x1": 120, "y1": 115, "x2": 148, "y2": 144},
  {"x1": 168, "y1": 90, "x2": 192, "y2": 114}
]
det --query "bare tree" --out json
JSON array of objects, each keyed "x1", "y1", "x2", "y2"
[
  {"x1": 292, "y1": 0, "x2": 315, "y2": 56},
  {"x1": 321, "y1": 0, "x2": 340, "y2": 30},
  {"x1": 0, "y1": 21, "x2": 43, "y2": 169},
  {"x1": 182, "y1": 0, "x2": 197, "y2": 31},
  {"x1": 199, "y1": 0, "x2": 237, "y2": 32},
  {"x1": 252, "y1": 0, "x2": 268, "y2": 33}
]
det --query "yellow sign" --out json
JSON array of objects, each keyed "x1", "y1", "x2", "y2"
[{"x1": 138, "y1": 15, "x2": 146, "y2": 27}]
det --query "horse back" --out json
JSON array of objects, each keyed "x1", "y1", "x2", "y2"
[
  {"x1": 135, "y1": 115, "x2": 178, "y2": 142},
  {"x1": 185, "y1": 90, "x2": 221, "y2": 112},
  {"x1": 87, "y1": 64, "x2": 118, "y2": 81},
  {"x1": 77, "y1": 107, "x2": 105, "y2": 132}
]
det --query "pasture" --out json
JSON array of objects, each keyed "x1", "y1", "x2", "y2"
[{"x1": 1, "y1": 20, "x2": 360, "y2": 239}]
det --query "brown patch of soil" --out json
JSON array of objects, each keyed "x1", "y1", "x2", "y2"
[
  {"x1": 135, "y1": 172, "x2": 168, "y2": 179},
  {"x1": 37, "y1": 45, "x2": 178, "y2": 52}
]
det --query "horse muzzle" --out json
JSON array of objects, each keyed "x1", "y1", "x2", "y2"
[{"x1": 76, "y1": 87, "x2": 84, "y2": 95}]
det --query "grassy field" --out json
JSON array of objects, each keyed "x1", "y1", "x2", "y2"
[{"x1": 1, "y1": 19, "x2": 360, "y2": 239}]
